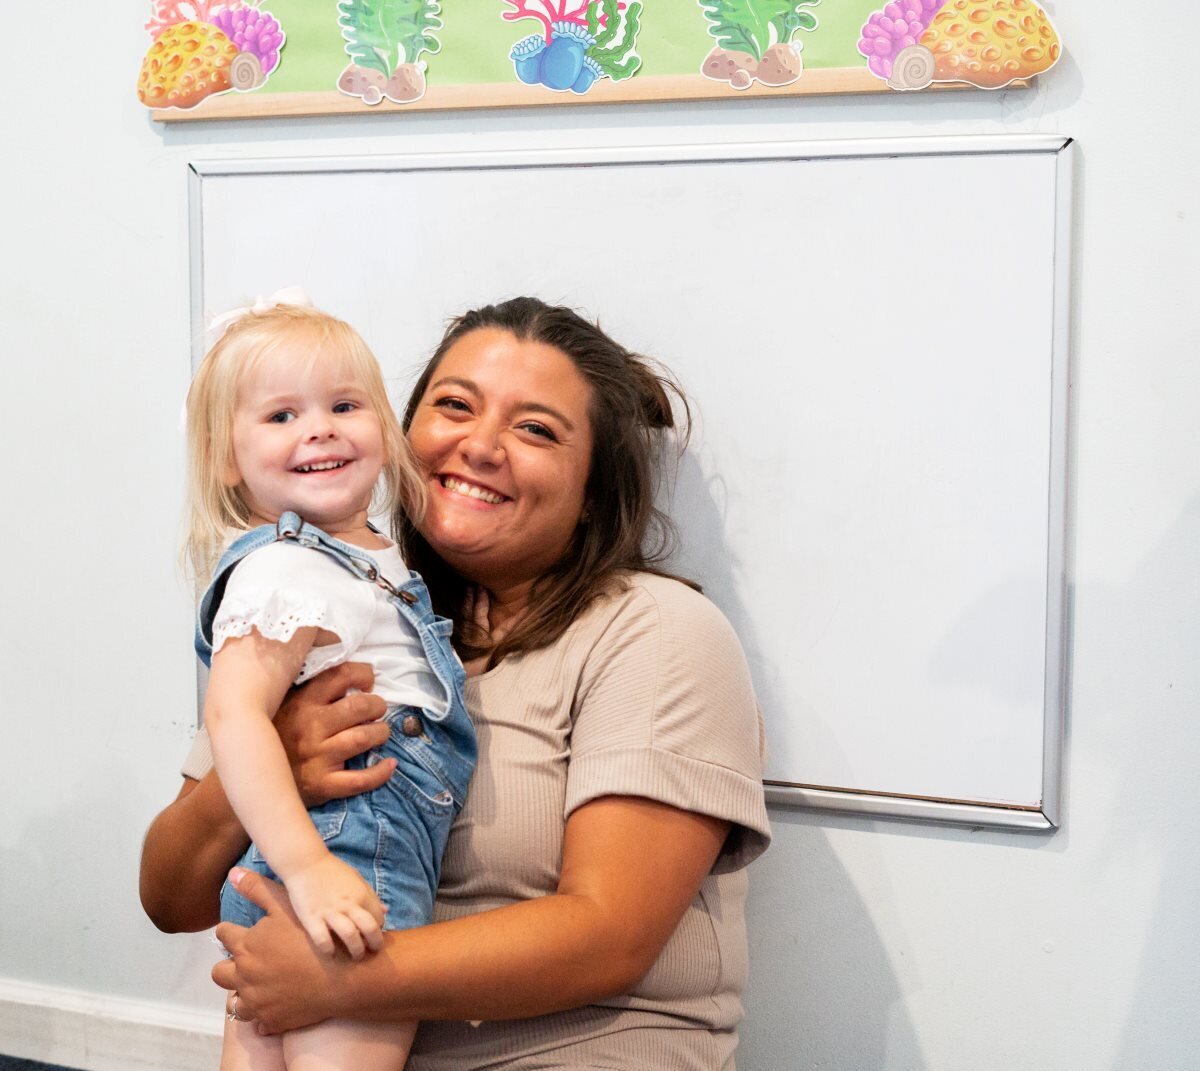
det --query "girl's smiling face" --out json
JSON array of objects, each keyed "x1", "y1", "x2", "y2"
[
  {"x1": 407, "y1": 327, "x2": 594, "y2": 597},
  {"x1": 227, "y1": 344, "x2": 385, "y2": 537}
]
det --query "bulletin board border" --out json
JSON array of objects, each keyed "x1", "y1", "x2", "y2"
[{"x1": 155, "y1": 69, "x2": 1028, "y2": 122}]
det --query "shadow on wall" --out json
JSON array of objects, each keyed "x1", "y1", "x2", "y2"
[
  {"x1": 741, "y1": 806, "x2": 925, "y2": 1070},
  {"x1": 663, "y1": 451, "x2": 922, "y2": 1068},
  {"x1": 0, "y1": 750, "x2": 222, "y2": 1012},
  {"x1": 663, "y1": 449, "x2": 791, "y2": 725},
  {"x1": 1106, "y1": 494, "x2": 1200, "y2": 1066}
]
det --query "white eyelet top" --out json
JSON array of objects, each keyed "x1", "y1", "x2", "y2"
[{"x1": 212, "y1": 538, "x2": 445, "y2": 714}]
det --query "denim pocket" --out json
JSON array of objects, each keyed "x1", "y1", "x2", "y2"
[
  {"x1": 387, "y1": 743, "x2": 458, "y2": 819},
  {"x1": 249, "y1": 798, "x2": 348, "y2": 865}
]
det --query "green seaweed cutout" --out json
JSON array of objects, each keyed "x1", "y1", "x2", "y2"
[
  {"x1": 337, "y1": 0, "x2": 443, "y2": 76},
  {"x1": 585, "y1": 0, "x2": 642, "y2": 82},
  {"x1": 586, "y1": 0, "x2": 617, "y2": 48},
  {"x1": 771, "y1": 2, "x2": 818, "y2": 46},
  {"x1": 698, "y1": 0, "x2": 818, "y2": 61}
]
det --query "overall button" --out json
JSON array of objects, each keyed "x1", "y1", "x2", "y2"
[{"x1": 401, "y1": 714, "x2": 423, "y2": 737}]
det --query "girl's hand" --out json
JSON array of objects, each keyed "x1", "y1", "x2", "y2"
[
  {"x1": 214, "y1": 869, "x2": 351, "y2": 1034},
  {"x1": 284, "y1": 854, "x2": 386, "y2": 959},
  {"x1": 274, "y1": 662, "x2": 393, "y2": 807}
]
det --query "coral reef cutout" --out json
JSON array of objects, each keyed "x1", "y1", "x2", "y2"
[
  {"x1": 857, "y1": 0, "x2": 1060, "y2": 91},
  {"x1": 137, "y1": 0, "x2": 285, "y2": 109},
  {"x1": 505, "y1": 0, "x2": 642, "y2": 93}
]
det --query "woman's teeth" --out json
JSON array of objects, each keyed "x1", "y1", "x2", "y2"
[
  {"x1": 295, "y1": 461, "x2": 347, "y2": 473},
  {"x1": 443, "y1": 476, "x2": 504, "y2": 504}
]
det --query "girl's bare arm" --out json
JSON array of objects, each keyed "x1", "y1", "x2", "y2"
[{"x1": 139, "y1": 662, "x2": 391, "y2": 933}]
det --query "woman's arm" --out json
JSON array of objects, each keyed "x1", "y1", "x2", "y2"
[
  {"x1": 139, "y1": 771, "x2": 250, "y2": 934},
  {"x1": 213, "y1": 795, "x2": 730, "y2": 1033},
  {"x1": 139, "y1": 662, "x2": 391, "y2": 933}
]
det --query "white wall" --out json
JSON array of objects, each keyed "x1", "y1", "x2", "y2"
[{"x1": 1, "y1": 3, "x2": 1196, "y2": 1068}]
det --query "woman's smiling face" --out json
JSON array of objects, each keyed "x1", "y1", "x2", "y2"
[{"x1": 407, "y1": 327, "x2": 594, "y2": 596}]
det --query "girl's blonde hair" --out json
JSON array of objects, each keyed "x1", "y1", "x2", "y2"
[{"x1": 184, "y1": 303, "x2": 425, "y2": 578}]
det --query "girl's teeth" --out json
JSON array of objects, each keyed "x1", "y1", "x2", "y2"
[{"x1": 296, "y1": 461, "x2": 346, "y2": 473}]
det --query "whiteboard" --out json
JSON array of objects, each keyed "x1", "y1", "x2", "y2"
[{"x1": 189, "y1": 135, "x2": 1073, "y2": 830}]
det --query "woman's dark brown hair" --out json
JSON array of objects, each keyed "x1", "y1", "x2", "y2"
[{"x1": 395, "y1": 296, "x2": 695, "y2": 667}]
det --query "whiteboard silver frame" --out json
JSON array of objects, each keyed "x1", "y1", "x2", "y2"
[{"x1": 188, "y1": 133, "x2": 1074, "y2": 832}]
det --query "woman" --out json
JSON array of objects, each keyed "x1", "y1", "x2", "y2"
[{"x1": 141, "y1": 297, "x2": 771, "y2": 1068}]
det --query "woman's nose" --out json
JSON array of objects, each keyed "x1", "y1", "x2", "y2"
[{"x1": 460, "y1": 423, "x2": 504, "y2": 466}]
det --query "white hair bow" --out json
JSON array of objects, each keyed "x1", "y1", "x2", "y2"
[
  {"x1": 205, "y1": 286, "x2": 313, "y2": 348},
  {"x1": 182, "y1": 287, "x2": 315, "y2": 432}
]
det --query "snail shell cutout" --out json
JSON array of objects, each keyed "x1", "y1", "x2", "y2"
[
  {"x1": 230, "y1": 52, "x2": 266, "y2": 91},
  {"x1": 887, "y1": 44, "x2": 936, "y2": 90}
]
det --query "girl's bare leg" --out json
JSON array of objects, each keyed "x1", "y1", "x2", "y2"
[
  {"x1": 220, "y1": 993, "x2": 286, "y2": 1071},
  {"x1": 282, "y1": 1019, "x2": 417, "y2": 1071}
]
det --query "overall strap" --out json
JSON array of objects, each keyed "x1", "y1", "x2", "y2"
[
  {"x1": 273, "y1": 512, "x2": 393, "y2": 587},
  {"x1": 193, "y1": 511, "x2": 415, "y2": 667}
]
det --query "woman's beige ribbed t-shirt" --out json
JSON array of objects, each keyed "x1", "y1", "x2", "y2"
[
  {"x1": 411, "y1": 573, "x2": 771, "y2": 1069},
  {"x1": 185, "y1": 572, "x2": 771, "y2": 1069}
]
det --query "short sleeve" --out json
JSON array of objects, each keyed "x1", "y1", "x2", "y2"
[
  {"x1": 211, "y1": 542, "x2": 372, "y2": 681},
  {"x1": 180, "y1": 726, "x2": 214, "y2": 780},
  {"x1": 565, "y1": 577, "x2": 771, "y2": 873}
]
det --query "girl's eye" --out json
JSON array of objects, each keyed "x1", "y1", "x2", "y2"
[
  {"x1": 332, "y1": 401, "x2": 357, "y2": 414},
  {"x1": 268, "y1": 411, "x2": 295, "y2": 424}
]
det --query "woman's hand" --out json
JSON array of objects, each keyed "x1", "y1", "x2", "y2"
[
  {"x1": 275, "y1": 662, "x2": 392, "y2": 807},
  {"x1": 214, "y1": 869, "x2": 353, "y2": 1034}
]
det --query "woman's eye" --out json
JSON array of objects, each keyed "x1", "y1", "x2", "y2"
[
  {"x1": 434, "y1": 397, "x2": 471, "y2": 414},
  {"x1": 268, "y1": 411, "x2": 295, "y2": 424},
  {"x1": 519, "y1": 421, "x2": 556, "y2": 441}
]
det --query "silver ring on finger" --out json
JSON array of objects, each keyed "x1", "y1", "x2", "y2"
[{"x1": 227, "y1": 991, "x2": 253, "y2": 1023}]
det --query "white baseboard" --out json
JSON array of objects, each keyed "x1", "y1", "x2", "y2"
[{"x1": 0, "y1": 978, "x2": 221, "y2": 1071}]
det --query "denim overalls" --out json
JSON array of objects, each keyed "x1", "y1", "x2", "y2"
[{"x1": 195, "y1": 512, "x2": 476, "y2": 932}]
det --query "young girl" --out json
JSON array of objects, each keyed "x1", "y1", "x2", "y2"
[{"x1": 184, "y1": 297, "x2": 476, "y2": 1070}]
